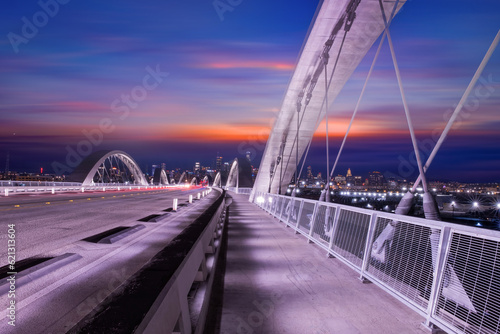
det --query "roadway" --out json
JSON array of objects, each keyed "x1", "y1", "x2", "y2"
[{"x1": 0, "y1": 186, "x2": 217, "y2": 333}]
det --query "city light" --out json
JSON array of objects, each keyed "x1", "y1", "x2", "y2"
[
  {"x1": 473, "y1": 202, "x2": 479, "y2": 208},
  {"x1": 497, "y1": 203, "x2": 500, "y2": 209}
]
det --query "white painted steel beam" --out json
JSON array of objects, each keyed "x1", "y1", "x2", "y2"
[{"x1": 251, "y1": 0, "x2": 405, "y2": 199}]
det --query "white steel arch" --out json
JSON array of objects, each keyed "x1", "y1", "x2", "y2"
[
  {"x1": 226, "y1": 159, "x2": 239, "y2": 188},
  {"x1": 153, "y1": 169, "x2": 169, "y2": 185},
  {"x1": 213, "y1": 172, "x2": 221, "y2": 187},
  {"x1": 177, "y1": 172, "x2": 187, "y2": 185},
  {"x1": 190, "y1": 177, "x2": 197, "y2": 186},
  {"x1": 251, "y1": 0, "x2": 405, "y2": 199},
  {"x1": 69, "y1": 150, "x2": 148, "y2": 186}
]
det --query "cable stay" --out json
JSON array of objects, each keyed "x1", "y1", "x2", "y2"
[
  {"x1": 410, "y1": 29, "x2": 500, "y2": 193},
  {"x1": 328, "y1": 1, "x2": 400, "y2": 186},
  {"x1": 277, "y1": 0, "x2": 361, "y2": 196},
  {"x1": 371, "y1": 8, "x2": 499, "y2": 316}
]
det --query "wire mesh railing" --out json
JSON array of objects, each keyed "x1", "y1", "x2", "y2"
[
  {"x1": 0, "y1": 180, "x2": 83, "y2": 187},
  {"x1": 225, "y1": 187, "x2": 252, "y2": 195},
  {"x1": 252, "y1": 191, "x2": 500, "y2": 333}
]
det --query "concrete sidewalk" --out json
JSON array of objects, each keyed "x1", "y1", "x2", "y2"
[{"x1": 217, "y1": 193, "x2": 428, "y2": 334}]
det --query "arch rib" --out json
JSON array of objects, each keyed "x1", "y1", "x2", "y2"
[{"x1": 67, "y1": 150, "x2": 148, "y2": 186}]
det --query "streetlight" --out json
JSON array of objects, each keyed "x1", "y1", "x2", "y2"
[{"x1": 451, "y1": 201, "x2": 455, "y2": 217}]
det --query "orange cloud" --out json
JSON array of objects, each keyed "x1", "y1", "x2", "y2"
[
  {"x1": 202, "y1": 61, "x2": 294, "y2": 71},
  {"x1": 139, "y1": 123, "x2": 271, "y2": 142}
]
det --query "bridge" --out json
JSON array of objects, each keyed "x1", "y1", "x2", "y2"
[{"x1": 1, "y1": 1, "x2": 499, "y2": 333}]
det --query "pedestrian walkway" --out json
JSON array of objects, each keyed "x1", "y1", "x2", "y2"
[{"x1": 217, "y1": 193, "x2": 428, "y2": 334}]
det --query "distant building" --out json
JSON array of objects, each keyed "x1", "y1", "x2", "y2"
[
  {"x1": 194, "y1": 162, "x2": 200, "y2": 173},
  {"x1": 368, "y1": 171, "x2": 385, "y2": 187},
  {"x1": 334, "y1": 174, "x2": 346, "y2": 185},
  {"x1": 353, "y1": 176, "x2": 363, "y2": 187},
  {"x1": 216, "y1": 155, "x2": 223, "y2": 172},
  {"x1": 346, "y1": 168, "x2": 354, "y2": 185},
  {"x1": 387, "y1": 178, "x2": 398, "y2": 189},
  {"x1": 15, "y1": 174, "x2": 59, "y2": 182},
  {"x1": 306, "y1": 166, "x2": 313, "y2": 183}
]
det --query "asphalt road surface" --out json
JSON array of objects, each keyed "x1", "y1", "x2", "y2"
[{"x1": 0, "y1": 186, "x2": 218, "y2": 333}]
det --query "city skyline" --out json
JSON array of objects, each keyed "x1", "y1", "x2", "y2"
[{"x1": 1, "y1": 1, "x2": 499, "y2": 183}]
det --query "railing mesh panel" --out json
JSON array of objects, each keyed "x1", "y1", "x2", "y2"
[
  {"x1": 298, "y1": 202, "x2": 315, "y2": 233},
  {"x1": 269, "y1": 195, "x2": 278, "y2": 214},
  {"x1": 288, "y1": 199, "x2": 301, "y2": 226},
  {"x1": 367, "y1": 217, "x2": 434, "y2": 311},
  {"x1": 264, "y1": 193, "x2": 271, "y2": 211},
  {"x1": 252, "y1": 194, "x2": 500, "y2": 333},
  {"x1": 331, "y1": 209, "x2": 371, "y2": 269},
  {"x1": 434, "y1": 232, "x2": 500, "y2": 334},
  {"x1": 280, "y1": 198, "x2": 291, "y2": 221},
  {"x1": 312, "y1": 204, "x2": 336, "y2": 245},
  {"x1": 273, "y1": 196, "x2": 283, "y2": 216}
]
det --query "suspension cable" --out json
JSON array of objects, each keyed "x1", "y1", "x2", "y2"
[
  {"x1": 378, "y1": 0, "x2": 429, "y2": 193},
  {"x1": 329, "y1": 0, "x2": 400, "y2": 179},
  {"x1": 411, "y1": 29, "x2": 500, "y2": 192},
  {"x1": 324, "y1": 60, "x2": 330, "y2": 187},
  {"x1": 280, "y1": 0, "x2": 360, "y2": 189},
  {"x1": 297, "y1": 107, "x2": 328, "y2": 183}
]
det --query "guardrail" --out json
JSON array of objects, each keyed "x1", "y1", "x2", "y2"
[
  {"x1": 0, "y1": 180, "x2": 83, "y2": 187},
  {"x1": 252, "y1": 191, "x2": 500, "y2": 334},
  {"x1": 135, "y1": 187, "x2": 226, "y2": 334},
  {"x1": 225, "y1": 187, "x2": 252, "y2": 195},
  {"x1": 1, "y1": 184, "x2": 182, "y2": 196}
]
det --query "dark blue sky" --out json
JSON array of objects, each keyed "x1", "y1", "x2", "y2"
[{"x1": 1, "y1": 0, "x2": 499, "y2": 182}]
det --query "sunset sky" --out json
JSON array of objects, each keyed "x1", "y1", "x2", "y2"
[{"x1": 1, "y1": 0, "x2": 499, "y2": 182}]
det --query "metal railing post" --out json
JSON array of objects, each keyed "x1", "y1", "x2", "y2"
[
  {"x1": 308, "y1": 202, "x2": 319, "y2": 243},
  {"x1": 294, "y1": 200, "x2": 305, "y2": 233},
  {"x1": 359, "y1": 212, "x2": 378, "y2": 282},
  {"x1": 327, "y1": 204, "x2": 342, "y2": 257},
  {"x1": 425, "y1": 226, "x2": 451, "y2": 329}
]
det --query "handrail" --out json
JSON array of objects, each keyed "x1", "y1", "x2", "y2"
[
  {"x1": 1, "y1": 184, "x2": 179, "y2": 196},
  {"x1": 252, "y1": 191, "x2": 500, "y2": 333}
]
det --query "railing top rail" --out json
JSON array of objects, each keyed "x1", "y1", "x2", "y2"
[{"x1": 261, "y1": 192, "x2": 500, "y2": 239}]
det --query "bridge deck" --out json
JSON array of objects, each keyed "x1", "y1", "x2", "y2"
[{"x1": 216, "y1": 193, "x2": 428, "y2": 333}]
